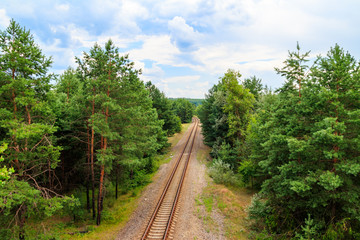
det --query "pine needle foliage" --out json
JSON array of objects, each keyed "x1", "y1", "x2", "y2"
[
  {"x1": 0, "y1": 20, "x2": 77, "y2": 239},
  {"x1": 248, "y1": 44, "x2": 360, "y2": 239}
]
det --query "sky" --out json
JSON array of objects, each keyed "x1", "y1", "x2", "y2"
[{"x1": 1, "y1": 0, "x2": 360, "y2": 98}]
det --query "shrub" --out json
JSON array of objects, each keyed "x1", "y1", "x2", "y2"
[{"x1": 208, "y1": 159, "x2": 240, "y2": 186}]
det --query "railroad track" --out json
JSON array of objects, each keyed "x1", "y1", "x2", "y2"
[{"x1": 141, "y1": 118, "x2": 199, "y2": 240}]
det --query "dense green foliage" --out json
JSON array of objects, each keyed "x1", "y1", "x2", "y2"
[
  {"x1": 248, "y1": 44, "x2": 360, "y2": 239},
  {"x1": 146, "y1": 82, "x2": 181, "y2": 136},
  {"x1": 199, "y1": 70, "x2": 255, "y2": 171},
  {"x1": 0, "y1": 20, "x2": 78, "y2": 239},
  {"x1": 200, "y1": 44, "x2": 360, "y2": 239},
  {"x1": 0, "y1": 20, "x2": 188, "y2": 238},
  {"x1": 171, "y1": 98, "x2": 196, "y2": 123}
]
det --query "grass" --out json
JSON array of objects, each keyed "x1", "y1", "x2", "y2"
[
  {"x1": 22, "y1": 185, "x2": 146, "y2": 240},
  {"x1": 26, "y1": 123, "x2": 193, "y2": 240},
  {"x1": 194, "y1": 145, "x2": 255, "y2": 240},
  {"x1": 196, "y1": 183, "x2": 255, "y2": 240},
  {"x1": 61, "y1": 190, "x2": 141, "y2": 240}
]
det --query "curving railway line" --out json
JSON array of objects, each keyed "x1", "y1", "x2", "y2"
[{"x1": 140, "y1": 118, "x2": 199, "y2": 240}]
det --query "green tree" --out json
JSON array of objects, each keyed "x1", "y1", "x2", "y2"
[
  {"x1": 75, "y1": 40, "x2": 167, "y2": 225},
  {"x1": 145, "y1": 82, "x2": 181, "y2": 136},
  {"x1": 76, "y1": 40, "x2": 128, "y2": 225},
  {"x1": 0, "y1": 20, "x2": 75, "y2": 239},
  {"x1": 221, "y1": 69, "x2": 255, "y2": 143},
  {"x1": 244, "y1": 91, "x2": 278, "y2": 188},
  {"x1": 52, "y1": 68, "x2": 86, "y2": 190},
  {"x1": 249, "y1": 45, "x2": 360, "y2": 238},
  {"x1": 242, "y1": 76, "x2": 263, "y2": 101},
  {"x1": 172, "y1": 98, "x2": 195, "y2": 123},
  {"x1": 198, "y1": 82, "x2": 228, "y2": 148},
  {"x1": 0, "y1": 144, "x2": 13, "y2": 186}
]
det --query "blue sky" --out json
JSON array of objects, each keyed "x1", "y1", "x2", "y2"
[{"x1": 1, "y1": 0, "x2": 360, "y2": 98}]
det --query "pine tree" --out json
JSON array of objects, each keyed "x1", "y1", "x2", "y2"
[
  {"x1": 145, "y1": 81, "x2": 181, "y2": 136},
  {"x1": 75, "y1": 40, "x2": 167, "y2": 225},
  {"x1": 76, "y1": 40, "x2": 124, "y2": 224},
  {"x1": 0, "y1": 20, "x2": 75, "y2": 238},
  {"x1": 249, "y1": 45, "x2": 360, "y2": 238},
  {"x1": 52, "y1": 68, "x2": 88, "y2": 201}
]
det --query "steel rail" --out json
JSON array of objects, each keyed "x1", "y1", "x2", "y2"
[
  {"x1": 141, "y1": 118, "x2": 198, "y2": 240},
  {"x1": 163, "y1": 118, "x2": 198, "y2": 239}
]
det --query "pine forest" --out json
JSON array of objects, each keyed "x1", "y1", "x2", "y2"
[{"x1": 0, "y1": 19, "x2": 360, "y2": 240}]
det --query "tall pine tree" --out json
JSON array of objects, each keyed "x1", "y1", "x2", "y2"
[{"x1": 0, "y1": 20, "x2": 75, "y2": 239}]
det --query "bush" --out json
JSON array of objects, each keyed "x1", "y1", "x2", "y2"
[{"x1": 208, "y1": 159, "x2": 240, "y2": 186}]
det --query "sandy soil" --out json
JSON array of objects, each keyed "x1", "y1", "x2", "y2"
[{"x1": 116, "y1": 122, "x2": 224, "y2": 240}]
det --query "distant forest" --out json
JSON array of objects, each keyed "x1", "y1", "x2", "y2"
[{"x1": 169, "y1": 98, "x2": 204, "y2": 106}]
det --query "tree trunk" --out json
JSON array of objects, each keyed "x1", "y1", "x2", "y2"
[
  {"x1": 115, "y1": 168, "x2": 118, "y2": 199},
  {"x1": 12, "y1": 83, "x2": 20, "y2": 169},
  {"x1": 91, "y1": 126, "x2": 95, "y2": 219},
  {"x1": 86, "y1": 120, "x2": 91, "y2": 211},
  {"x1": 97, "y1": 132, "x2": 107, "y2": 225},
  {"x1": 97, "y1": 164, "x2": 105, "y2": 225},
  {"x1": 18, "y1": 205, "x2": 27, "y2": 240},
  {"x1": 91, "y1": 94, "x2": 96, "y2": 219}
]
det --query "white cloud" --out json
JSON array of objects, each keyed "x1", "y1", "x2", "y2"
[
  {"x1": 2, "y1": 1, "x2": 35, "y2": 17},
  {"x1": 49, "y1": 24, "x2": 95, "y2": 48},
  {"x1": 110, "y1": 1, "x2": 149, "y2": 35},
  {"x1": 85, "y1": 0, "x2": 149, "y2": 36},
  {"x1": 0, "y1": 9, "x2": 10, "y2": 28},
  {"x1": 161, "y1": 80, "x2": 209, "y2": 98},
  {"x1": 168, "y1": 16, "x2": 201, "y2": 51},
  {"x1": 192, "y1": 43, "x2": 284, "y2": 75},
  {"x1": 3, "y1": 0, "x2": 360, "y2": 97},
  {"x1": 35, "y1": 37, "x2": 76, "y2": 70},
  {"x1": 121, "y1": 1, "x2": 149, "y2": 20},
  {"x1": 161, "y1": 75, "x2": 200, "y2": 83},
  {"x1": 142, "y1": 63, "x2": 164, "y2": 76},
  {"x1": 236, "y1": 0, "x2": 346, "y2": 46},
  {"x1": 152, "y1": 75, "x2": 207, "y2": 98},
  {"x1": 153, "y1": 0, "x2": 206, "y2": 18},
  {"x1": 129, "y1": 35, "x2": 180, "y2": 65}
]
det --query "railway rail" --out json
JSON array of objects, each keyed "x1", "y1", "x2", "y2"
[{"x1": 140, "y1": 118, "x2": 199, "y2": 240}]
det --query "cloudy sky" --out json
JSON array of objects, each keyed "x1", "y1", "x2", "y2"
[{"x1": 1, "y1": 0, "x2": 359, "y2": 98}]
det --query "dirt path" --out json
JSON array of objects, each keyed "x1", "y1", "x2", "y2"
[{"x1": 117, "y1": 122, "x2": 224, "y2": 240}]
